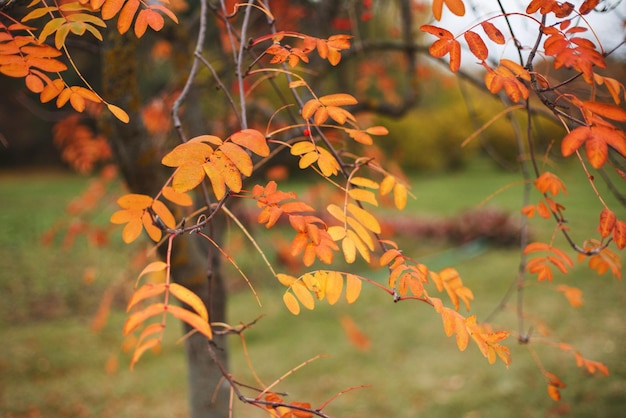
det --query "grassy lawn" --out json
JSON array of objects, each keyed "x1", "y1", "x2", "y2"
[{"x1": 1, "y1": 162, "x2": 625, "y2": 417}]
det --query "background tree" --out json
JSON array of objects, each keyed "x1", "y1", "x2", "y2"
[{"x1": 1, "y1": 0, "x2": 625, "y2": 417}]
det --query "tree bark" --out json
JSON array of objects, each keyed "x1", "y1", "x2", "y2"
[{"x1": 101, "y1": 29, "x2": 230, "y2": 418}]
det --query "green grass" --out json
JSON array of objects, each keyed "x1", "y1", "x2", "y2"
[{"x1": 1, "y1": 163, "x2": 625, "y2": 417}]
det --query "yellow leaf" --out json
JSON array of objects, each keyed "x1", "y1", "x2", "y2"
[
  {"x1": 123, "y1": 303, "x2": 165, "y2": 335},
  {"x1": 326, "y1": 271, "x2": 343, "y2": 305},
  {"x1": 345, "y1": 274, "x2": 361, "y2": 304},
  {"x1": 327, "y1": 225, "x2": 346, "y2": 241},
  {"x1": 276, "y1": 273, "x2": 297, "y2": 287},
  {"x1": 292, "y1": 281, "x2": 315, "y2": 310},
  {"x1": 342, "y1": 235, "x2": 357, "y2": 264},
  {"x1": 169, "y1": 283, "x2": 208, "y2": 321},
  {"x1": 298, "y1": 151, "x2": 319, "y2": 169},
  {"x1": 380, "y1": 175, "x2": 395, "y2": 196},
  {"x1": 220, "y1": 142, "x2": 253, "y2": 176},
  {"x1": 348, "y1": 188, "x2": 378, "y2": 206},
  {"x1": 283, "y1": 292, "x2": 300, "y2": 315},
  {"x1": 291, "y1": 141, "x2": 316, "y2": 155},
  {"x1": 167, "y1": 304, "x2": 212, "y2": 340},
  {"x1": 349, "y1": 176, "x2": 380, "y2": 189},
  {"x1": 326, "y1": 203, "x2": 346, "y2": 223},
  {"x1": 347, "y1": 229, "x2": 371, "y2": 262},
  {"x1": 346, "y1": 216, "x2": 374, "y2": 250},
  {"x1": 127, "y1": 283, "x2": 167, "y2": 311},
  {"x1": 394, "y1": 183, "x2": 408, "y2": 210},
  {"x1": 347, "y1": 203, "x2": 381, "y2": 234}
]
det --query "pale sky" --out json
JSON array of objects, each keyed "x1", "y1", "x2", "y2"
[{"x1": 434, "y1": 0, "x2": 626, "y2": 66}]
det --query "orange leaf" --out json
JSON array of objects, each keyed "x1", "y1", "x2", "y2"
[
  {"x1": 464, "y1": 30, "x2": 488, "y2": 61},
  {"x1": 123, "y1": 303, "x2": 165, "y2": 335},
  {"x1": 122, "y1": 218, "x2": 143, "y2": 243},
  {"x1": 101, "y1": 0, "x2": 125, "y2": 20},
  {"x1": 134, "y1": 8, "x2": 149, "y2": 38},
  {"x1": 481, "y1": 21, "x2": 505, "y2": 44},
  {"x1": 169, "y1": 283, "x2": 208, "y2": 321},
  {"x1": 135, "y1": 261, "x2": 168, "y2": 285},
  {"x1": 340, "y1": 315, "x2": 370, "y2": 351},
  {"x1": 151, "y1": 199, "x2": 175, "y2": 229},
  {"x1": 127, "y1": 283, "x2": 167, "y2": 311},
  {"x1": 535, "y1": 172, "x2": 567, "y2": 195},
  {"x1": 173, "y1": 163, "x2": 206, "y2": 193},
  {"x1": 555, "y1": 284, "x2": 583, "y2": 308},
  {"x1": 145, "y1": 9, "x2": 165, "y2": 32},
  {"x1": 547, "y1": 384, "x2": 561, "y2": 401},
  {"x1": 130, "y1": 337, "x2": 160, "y2": 370},
  {"x1": 420, "y1": 24, "x2": 453, "y2": 39},
  {"x1": 585, "y1": 134, "x2": 608, "y2": 168},
  {"x1": 318, "y1": 93, "x2": 358, "y2": 107},
  {"x1": 162, "y1": 186, "x2": 193, "y2": 206},
  {"x1": 598, "y1": 208, "x2": 616, "y2": 238},
  {"x1": 230, "y1": 129, "x2": 270, "y2": 156},
  {"x1": 167, "y1": 304, "x2": 212, "y2": 340},
  {"x1": 583, "y1": 101, "x2": 626, "y2": 122},
  {"x1": 117, "y1": 0, "x2": 139, "y2": 34},
  {"x1": 614, "y1": 220, "x2": 626, "y2": 249},
  {"x1": 106, "y1": 103, "x2": 130, "y2": 123},
  {"x1": 162, "y1": 142, "x2": 213, "y2": 166},
  {"x1": 561, "y1": 126, "x2": 590, "y2": 157},
  {"x1": 431, "y1": 0, "x2": 465, "y2": 20},
  {"x1": 449, "y1": 39, "x2": 461, "y2": 72}
]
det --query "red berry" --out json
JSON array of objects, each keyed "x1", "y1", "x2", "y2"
[{"x1": 303, "y1": 128, "x2": 310, "y2": 136}]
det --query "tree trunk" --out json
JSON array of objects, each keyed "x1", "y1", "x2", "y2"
[{"x1": 101, "y1": 29, "x2": 230, "y2": 418}]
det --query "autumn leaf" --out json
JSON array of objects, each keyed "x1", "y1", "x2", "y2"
[
  {"x1": 535, "y1": 171, "x2": 567, "y2": 196},
  {"x1": 464, "y1": 30, "x2": 488, "y2": 61},
  {"x1": 431, "y1": 0, "x2": 466, "y2": 21},
  {"x1": 556, "y1": 285, "x2": 583, "y2": 308}
]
